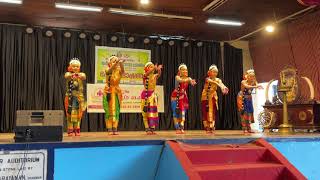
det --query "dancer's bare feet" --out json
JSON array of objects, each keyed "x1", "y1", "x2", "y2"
[
  {"x1": 67, "y1": 129, "x2": 74, "y2": 137},
  {"x1": 75, "y1": 129, "x2": 81, "y2": 136}
]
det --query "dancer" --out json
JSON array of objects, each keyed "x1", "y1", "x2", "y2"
[
  {"x1": 201, "y1": 65, "x2": 228, "y2": 134},
  {"x1": 171, "y1": 64, "x2": 196, "y2": 134},
  {"x1": 141, "y1": 62, "x2": 163, "y2": 135},
  {"x1": 237, "y1": 69, "x2": 262, "y2": 133},
  {"x1": 103, "y1": 56, "x2": 125, "y2": 135},
  {"x1": 64, "y1": 58, "x2": 86, "y2": 136}
]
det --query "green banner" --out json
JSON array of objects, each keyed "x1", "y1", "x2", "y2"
[{"x1": 95, "y1": 46, "x2": 151, "y2": 84}]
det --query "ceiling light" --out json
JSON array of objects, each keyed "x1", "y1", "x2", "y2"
[
  {"x1": 140, "y1": 0, "x2": 149, "y2": 5},
  {"x1": 111, "y1": 36, "x2": 118, "y2": 42},
  {"x1": 128, "y1": 37, "x2": 135, "y2": 43},
  {"x1": 265, "y1": 25, "x2": 275, "y2": 33},
  {"x1": 108, "y1": 8, "x2": 193, "y2": 20},
  {"x1": 143, "y1": 38, "x2": 150, "y2": 44},
  {"x1": 109, "y1": 8, "x2": 152, "y2": 16},
  {"x1": 157, "y1": 39, "x2": 163, "y2": 45},
  {"x1": 0, "y1": 0, "x2": 22, "y2": 4},
  {"x1": 153, "y1": 13, "x2": 193, "y2": 20},
  {"x1": 45, "y1": 30, "x2": 53, "y2": 37},
  {"x1": 207, "y1": 18, "x2": 244, "y2": 26},
  {"x1": 64, "y1": 32, "x2": 71, "y2": 38},
  {"x1": 93, "y1": 34, "x2": 101, "y2": 40},
  {"x1": 79, "y1": 33, "x2": 86, "y2": 39},
  {"x1": 55, "y1": 3, "x2": 103, "y2": 12},
  {"x1": 25, "y1": 27, "x2": 33, "y2": 34},
  {"x1": 203, "y1": 0, "x2": 228, "y2": 12},
  {"x1": 168, "y1": 40, "x2": 175, "y2": 46},
  {"x1": 197, "y1": 42, "x2": 203, "y2": 47}
]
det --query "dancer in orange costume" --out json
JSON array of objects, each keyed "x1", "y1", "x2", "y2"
[
  {"x1": 103, "y1": 56, "x2": 125, "y2": 135},
  {"x1": 201, "y1": 65, "x2": 228, "y2": 134}
]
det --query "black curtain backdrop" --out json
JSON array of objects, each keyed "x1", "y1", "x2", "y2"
[
  {"x1": 0, "y1": 24, "x2": 242, "y2": 132},
  {"x1": 219, "y1": 43, "x2": 243, "y2": 130}
]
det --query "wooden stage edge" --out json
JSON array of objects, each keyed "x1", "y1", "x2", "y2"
[{"x1": 1, "y1": 130, "x2": 320, "y2": 144}]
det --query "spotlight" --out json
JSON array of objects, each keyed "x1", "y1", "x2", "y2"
[
  {"x1": 157, "y1": 39, "x2": 163, "y2": 45},
  {"x1": 79, "y1": 33, "x2": 86, "y2": 39},
  {"x1": 111, "y1": 36, "x2": 118, "y2": 42},
  {"x1": 197, "y1": 42, "x2": 203, "y2": 47},
  {"x1": 183, "y1": 42, "x2": 189, "y2": 47},
  {"x1": 45, "y1": 30, "x2": 53, "y2": 37},
  {"x1": 25, "y1": 27, "x2": 33, "y2": 34},
  {"x1": 93, "y1": 34, "x2": 101, "y2": 40},
  {"x1": 128, "y1": 36, "x2": 135, "y2": 43},
  {"x1": 168, "y1": 40, "x2": 175, "y2": 46},
  {"x1": 143, "y1": 38, "x2": 150, "y2": 44},
  {"x1": 140, "y1": 0, "x2": 149, "y2": 5},
  {"x1": 265, "y1": 25, "x2": 275, "y2": 33},
  {"x1": 64, "y1": 32, "x2": 71, "y2": 38}
]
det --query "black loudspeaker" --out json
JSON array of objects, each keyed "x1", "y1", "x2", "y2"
[
  {"x1": 14, "y1": 110, "x2": 64, "y2": 142},
  {"x1": 14, "y1": 126, "x2": 63, "y2": 142}
]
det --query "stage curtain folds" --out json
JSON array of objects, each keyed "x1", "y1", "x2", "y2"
[
  {"x1": 218, "y1": 43, "x2": 243, "y2": 130},
  {"x1": 0, "y1": 24, "x2": 242, "y2": 132}
]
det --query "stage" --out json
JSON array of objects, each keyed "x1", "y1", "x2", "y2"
[
  {"x1": 0, "y1": 130, "x2": 319, "y2": 180},
  {"x1": 1, "y1": 130, "x2": 320, "y2": 144}
]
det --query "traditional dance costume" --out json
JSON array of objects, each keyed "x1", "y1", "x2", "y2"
[
  {"x1": 64, "y1": 58, "x2": 86, "y2": 136},
  {"x1": 201, "y1": 77, "x2": 228, "y2": 133},
  {"x1": 171, "y1": 64, "x2": 196, "y2": 133},
  {"x1": 141, "y1": 62, "x2": 162, "y2": 134},
  {"x1": 171, "y1": 80, "x2": 189, "y2": 131},
  {"x1": 237, "y1": 69, "x2": 259, "y2": 133},
  {"x1": 237, "y1": 87, "x2": 254, "y2": 131},
  {"x1": 103, "y1": 56, "x2": 124, "y2": 135}
]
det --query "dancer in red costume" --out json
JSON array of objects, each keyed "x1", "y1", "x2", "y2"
[{"x1": 171, "y1": 64, "x2": 196, "y2": 134}]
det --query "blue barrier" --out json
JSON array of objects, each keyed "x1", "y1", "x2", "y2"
[
  {"x1": 155, "y1": 142, "x2": 188, "y2": 180},
  {"x1": 0, "y1": 137, "x2": 319, "y2": 180},
  {"x1": 271, "y1": 140, "x2": 320, "y2": 180},
  {"x1": 55, "y1": 145, "x2": 163, "y2": 180}
]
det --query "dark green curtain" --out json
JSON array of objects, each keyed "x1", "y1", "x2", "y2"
[
  {"x1": 219, "y1": 43, "x2": 243, "y2": 130},
  {"x1": 0, "y1": 24, "x2": 225, "y2": 132}
]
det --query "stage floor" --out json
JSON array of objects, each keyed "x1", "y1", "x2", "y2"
[{"x1": 1, "y1": 130, "x2": 320, "y2": 144}]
